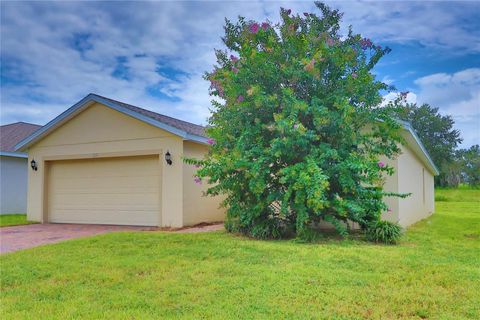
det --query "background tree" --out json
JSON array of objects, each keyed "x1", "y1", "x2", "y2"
[
  {"x1": 456, "y1": 145, "x2": 480, "y2": 187},
  {"x1": 188, "y1": 2, "x2": 406, "y2": 239},
  {"x1": 396, "y1": 102, "x2": 462, "y2": 187}
]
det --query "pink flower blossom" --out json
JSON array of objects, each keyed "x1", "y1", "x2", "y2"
[
  {"x1": 249, "y1": 23, "x2": 259, "y2": 34},
  {"x1": 261, "y1": 22, "x2": 269, "y2": 31},
  {"x1": 232, "y1": 67, "x2": 239, "y2": 74},
  {"x1": 360, "y1": 38, "x2": 373, "y2": 50},
  {"x1": 293, "y1": 124, "x2": 299, "y2": 129},
  {"x1": 207, "y1": 138, "x2": 216, "y2": 145},
  {"x1": 237, "y1": 95, "x2": 244, "y2": 102},
  {"x1": 400, "y1": 91, "x2": 409, "y2": 99},
  {"x1": 351, "y1": 72, "x2": 358, "y2": 79},
  {"x1": 230, "y1": 55, "x2": 238, "y2": 62},
  {"x1": 326, "y1": 37, "x2": 335, "y2": 46},
  {"x1": 209, "y1": 79, "x2": 224, "y2": 97},
  {"x1": 194, "y1": 176, "x2": 202, "y2": 185},
  {"x1": 387, "y1": 208, "x2": 392, "y2": 212},
  {"x1": 194, "y1": 164, "x2": 201, "y2": 168},
  {"x1": 378, "y1": 161, "x2": 385, "y2": 168},
  {"x1": 304, "y1": 58, "x2": 316, "y2": 72}
]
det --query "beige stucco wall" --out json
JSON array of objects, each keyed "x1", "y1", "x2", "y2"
[
  {"x1": 26, "y1": 102, "x2": 184, "y2": 227},
  {"x1": 379, "y1": 155, "x2": 400, "y2": 224},
  {"x1": 182, "y1": 141, "x2": 225, "y2": 226},
  {"x1": 397, "y1": 144, "x2": 435, "y2": 227}
]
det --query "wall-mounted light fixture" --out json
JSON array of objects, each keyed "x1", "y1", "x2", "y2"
[
  {"x1": 165, "y1": 151, "x2": 172, "y2": 165},
  {"x1": 30, "y1": 159, "x2": 38, "y2": 171}
]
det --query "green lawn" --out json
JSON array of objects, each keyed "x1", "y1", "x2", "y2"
[
  {"x1": 0, "y1": 214, "x2": 36, "y2": 227},
  {"x1": 1, "y1": 190, "x2": 479, "y2": 319}
]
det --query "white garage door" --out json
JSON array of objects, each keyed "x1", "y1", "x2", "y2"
[{"x1": 47, "y1": 155, "x2": 160, "y2": 226}]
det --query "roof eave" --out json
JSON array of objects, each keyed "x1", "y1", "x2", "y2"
[
  {"x1": 185, "y1": 134, "x2": 209, "y2": 145},
  {"x1": 14, "y1": 94, "x2": 200, "y2": 151},
  {"x1": 0, "y1": 151, "x2": 28, "y2": 158},
  {"x1": 399, "y1": 120, "x2": 440, "y2": 176}
]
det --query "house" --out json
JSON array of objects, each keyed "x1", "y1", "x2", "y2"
[
  {"x1": 380, "y1": 121, "x2": 438, "y2": 227},
  {"x1": 1, "y1": 122, "x2": 42, "y2": 214},
  {"x1": 15, "y1": 94, "x2": 438, "y2": 228}
]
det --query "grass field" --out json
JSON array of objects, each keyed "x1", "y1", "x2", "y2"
[
  {"x1": 1, "y1": 189, "x2": 479, "y2": 319},
  {"x1": 0, "y1": 214, "x2": 36, "y2": 227}
]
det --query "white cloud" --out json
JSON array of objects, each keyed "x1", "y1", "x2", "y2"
[
  {"x1": 329, "y1": 1, "x2": 480, "y2": 53},
  {"x1": 381, "y1": 75, "x2": 395, "y2": 86},
  {"x1": 413, "y1": 68, "x2": 480, "y2": 147},
  {"x1": 0, "y1": 0, "x2": 478, "y2": 147},
  {"x1": 382, "y1": 91, "x2": 417, "y2": 106}
]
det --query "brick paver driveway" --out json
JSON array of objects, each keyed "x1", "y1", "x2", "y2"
[{"x1": 0, "y1": 224, "x2": 152, "y2": 254}]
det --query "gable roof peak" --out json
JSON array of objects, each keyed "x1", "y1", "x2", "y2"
[{"x1": 15, "y1": 94, "x2": 209, "y2": 151}]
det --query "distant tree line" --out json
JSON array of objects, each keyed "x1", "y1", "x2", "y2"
[{"x1": 397, "y1": 102, "x2": 479, "y2": 188}]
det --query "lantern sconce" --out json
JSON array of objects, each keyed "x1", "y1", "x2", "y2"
[
  {"x1": 165, "y1": 151, "x2": 172, "y2": 165},
  {"x1": 30, "y1": 159, "x2": 38, "y2": 171}
]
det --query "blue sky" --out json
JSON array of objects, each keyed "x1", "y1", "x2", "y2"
[{"x1": 1, "y1": 1, "x2": 479, "y2": 147}]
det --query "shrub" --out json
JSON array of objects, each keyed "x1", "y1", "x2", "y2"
[
  {"x1": 365, "y1": 221, "x2": 402, "y2": 244},
  {"x1": 225, "y1": 215, "x2": 292, "y2": 239},
  {"x1": 249, "y1": 219, "x2": 288, "y2": 239},
  {"x1": 187, "y1": 2, "x2": 407, "y2": 239},
  {"x1": 296, "y1": 227, "x2": 326, "y2": 243},
  {"x1": 224, "y1": 217, "x2": 241, "y2": 233},
  {"x1": 435, "y1": 195, "x2": 448, "y2": 202}
]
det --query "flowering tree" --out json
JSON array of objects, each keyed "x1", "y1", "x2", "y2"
[{"x1": 188, "y1": 2, "x2": 405, "y2": 239}]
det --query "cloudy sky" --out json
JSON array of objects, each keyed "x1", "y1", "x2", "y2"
[{"x1": 1, "y1": 1, "x2": 479, "y2": 147}]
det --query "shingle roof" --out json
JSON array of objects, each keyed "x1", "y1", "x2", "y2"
[
  {"x1": 91, "y1": 94, "x2": 206, "y2": 137},
  {"x1": 0, "y1": 122, "x2": 41, "y2": 153}
]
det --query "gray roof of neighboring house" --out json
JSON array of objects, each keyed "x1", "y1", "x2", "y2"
[{"x1": 0, "y1": 122, "x2": 42, "y2": 158}]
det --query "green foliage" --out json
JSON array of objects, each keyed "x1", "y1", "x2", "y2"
[
  {"x1": 456, "y1": 145, "x2": 480, "y2": 187},
  {"x1": 365, "y1": 220, "x2": 402, "y2": 244},
  {"x1": 225, "y1": 214, "x2": 293, "y2": 239},
  {"x1": 295, "y1": 226, "x2": 328, "y2": 243},
  {"x1": 0, "y1": 214, "x2": 36, "y2": 227},
  {"x1": 189, "y1": 2, "x2": 406, "y2": 239},
  {"x1": 396, "y1": 102, "x2": 462, "y2": 187},
  {"x1": 435, "y1": 195, "x2": 448, "y2": 202}
]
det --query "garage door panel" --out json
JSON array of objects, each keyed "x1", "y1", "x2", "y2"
[
  {"x1": 49, "y1": 193, "x2": 158, "y2": 207},
  {"x1": 48, "y1": 155, "x2": 160, "y2": 226},
  {"x1": 49, "y1": 210, "x2": 159, "y2": 226},
  {"x1": 50, "y1": 200, "x2": 158, "y2": 208},
  {"x1": 50, "y1": 176, "x2": 159, "y2": 190},
  {"x1": 50, "y1": 157, "x2": 158, "y2": 174},
  {"x1": 49, "y1": 186, "x2": 158, "y2": 196}
]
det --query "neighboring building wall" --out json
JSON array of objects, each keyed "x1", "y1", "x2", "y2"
[
  {"x1": 0, "y1": 156, "x2": 28, "y2": 214},
  {"x1": 182, "y1": 141, "x2": 225, "y2": 226},
  {"x1": 397, "y1": 144, "x2": 435, "y2": 227},
  {"x1": 26, "y1": 103, "x2": 184, "y2": 227},
  {"x1": 380, "y1": 155, "x2": 400, "y2": 224}
]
